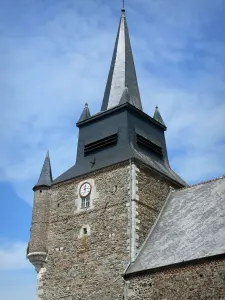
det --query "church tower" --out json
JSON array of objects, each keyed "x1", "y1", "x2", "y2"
[{"x1": 27, "y1": 7, "x2": 186, "y2": 300}]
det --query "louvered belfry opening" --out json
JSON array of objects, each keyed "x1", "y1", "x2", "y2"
[
  {"x1": 84, "y1": 133, "x2": 118, "y2": 156},
  {"x1": 136, "y1": 133, "x2": 163, "y2": 157}
]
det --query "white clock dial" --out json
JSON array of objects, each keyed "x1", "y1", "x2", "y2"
[{"x1": 80, "y1": 182, "x2": 91, "y2": 198}]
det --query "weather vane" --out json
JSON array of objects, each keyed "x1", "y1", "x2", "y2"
[{"x1": 122, "y1": 0, "x2": 125, "y2": 10}]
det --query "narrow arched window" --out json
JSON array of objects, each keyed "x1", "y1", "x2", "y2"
[{"x1": 81, "y1": 195, "x2": 90, "y2": 209}]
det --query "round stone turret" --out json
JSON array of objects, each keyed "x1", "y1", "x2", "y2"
[{"x1": 27, "y1": 152, "x2": 52, "y2": 272}]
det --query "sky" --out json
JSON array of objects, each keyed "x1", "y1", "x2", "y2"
[{"x1": 0, "y1": 0, "x2": 225, "y2": 299}]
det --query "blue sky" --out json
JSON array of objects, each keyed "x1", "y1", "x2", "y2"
[{"x1": 0, "y1": 0, "x2": 225, "y2": 298}]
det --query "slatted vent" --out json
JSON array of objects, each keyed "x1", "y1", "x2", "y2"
[
  {"x1": 84, "y1": 133, "x2": 118, "y2": 155},
  {"x1": 136, "y1": 133, "x2": 163, "y2": 156}
]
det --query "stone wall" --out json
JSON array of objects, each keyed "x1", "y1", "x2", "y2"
[
  {"x1": 41, "y1": 163, "x2": 131, "y2": 300},
  {"x1": 126, "y1": 258, "x2": 225, "y2": 300},
  {"x1": 31, "y1": 160, "x2": 185, "y2": 299},
  {"x1": 136, "y1": 162, "x2": 180, "y2": 249},
  {"x1": 29, "y1": 188, "x2": 50, "y2": 253}
]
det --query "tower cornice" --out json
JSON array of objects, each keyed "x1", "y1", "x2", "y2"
[{"x1": 77, "y1": 102, "x2": 167, "y2": 131}]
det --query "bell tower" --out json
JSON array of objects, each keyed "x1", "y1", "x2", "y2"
[{"x1": 27, "y1": 6, "x2": 186, "y2": 300}]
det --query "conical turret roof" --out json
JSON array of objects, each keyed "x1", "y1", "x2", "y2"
[
  {"x1": 101, "y1": 9, "x2": 142, "y2": 111},
  {"x1": 34, "y1": 151, "x2": 53, "y2": 189}
]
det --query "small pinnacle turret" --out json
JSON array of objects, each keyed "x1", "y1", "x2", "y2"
[
  {"x1": 78, "y1": 103, "x2": 91, "y2": 123},
  {"x1": 101, "y1": 9, "x2": 142, "y2": 111},
  {"x1": 34, "y1": 151, "x2": 53, "y2": 189},
  {"x1": 153, "y1": 106, "x2": 166, "y2": 127}
]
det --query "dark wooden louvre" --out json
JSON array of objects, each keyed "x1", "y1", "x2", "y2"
[
  {"x1": 84, "y1": 133, "x2": 118, "y2": 155},
  {"x1": 136, "y1": 133, "x2": 163, "y2": 156}
]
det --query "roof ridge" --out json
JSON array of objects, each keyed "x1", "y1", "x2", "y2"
[{"x1": 178, "y1": 175, "x2": 225, "y2": 191}]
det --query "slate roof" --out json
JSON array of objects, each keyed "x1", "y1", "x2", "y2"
[
  {"x1": 53, "y1": 151, "x2": 186, "y2": 187},
  {"x1": 34, "y1": 151, "x2": 53, "y2": 189},
  {"x1": 132, "y1": 147, "x2": 187, "y2": 186},
  {"x1": 126, "y1": 176, "x2": 225, "y2": 274},
  {"x1": 101, "y1": 9, "x2": 142, "y2": 111}
]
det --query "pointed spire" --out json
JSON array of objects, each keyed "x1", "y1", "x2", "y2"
[
  {"x1": 153, "y1": 106, "x2": 166, "y2": 126},
  {"x1": 34, "y1": 151, "x2": 53, "y2": 189},
  {"x1": 101, "y1": 9, "x2": 142, "y2": 112},
  {"x1": 78, "y1": 103, "x2": 91, "y2": 123}
]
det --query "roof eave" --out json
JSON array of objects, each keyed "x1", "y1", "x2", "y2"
[
  {"x1": 33, "y1": 184, "x2": 52, "y2": 191},
  {"x1": 124, "y1": 252, "x2": 225, "y2": 279}
]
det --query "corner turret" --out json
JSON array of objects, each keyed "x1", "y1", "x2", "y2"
[{"x1": 27, "y1": 151, "x2": 53, "y2": 272}]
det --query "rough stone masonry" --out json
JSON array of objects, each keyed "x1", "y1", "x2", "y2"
[{"x1": 28, "y1": 160, "x2": 180, "y2": 300}]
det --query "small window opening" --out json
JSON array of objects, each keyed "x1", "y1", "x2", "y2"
[
  {"x1": 83, "y1": 228, "x2": 88, "y2": 235},
  {"x1": 57, "y1": 203, "x2": 60, "y2": 207},
  {"x1": 200, "y1": 274, "x2": 203, "y2": 278},
  {"x1": 81, "y1": 195, "x2": 90, "y2": 209},
  {"x1": 113, "y1": 185, "x2": 117, "y2": 193},
  {"x1": 40, "y1": 190, "x2": 42, "y2": 193}
]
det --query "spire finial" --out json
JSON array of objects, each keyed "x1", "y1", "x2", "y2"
[{"x1": 122, "y1": 0, "x2": 125, "y2": 11}]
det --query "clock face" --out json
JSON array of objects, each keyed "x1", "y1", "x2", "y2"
[{"x1": 79, "y1": 182, "x2": 91, "y2": 198}]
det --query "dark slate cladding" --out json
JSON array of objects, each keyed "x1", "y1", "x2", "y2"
[
  {"x1": 53, "y1": 104, "x2": 186, "y2": 187},
  {"x1": 84, "y1": 133, "x2": 118, "y2": 156},
  {"x1": 136, "y1": 133, "x2": 163, "y2": 157},
  {"x1": 34, "y1": 151, "x2": 53, "y2": 189}
]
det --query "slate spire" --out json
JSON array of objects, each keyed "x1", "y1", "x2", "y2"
[
  {"x1": 101, "y1": 9, "x2": 142, "y2": 111},
  {"x1": 34, "y1": 151, "x2": 53, "y2": 189},
  {"x1": 78, "y1": 103, "x2": 91, "y2": 123},
  {"x1": 153, "y1": 106, "x2": 166, "y2": 127}
]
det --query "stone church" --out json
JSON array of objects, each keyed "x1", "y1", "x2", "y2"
[{"x1": 27, "y1": 7, "x2": 225, "y2": 300}]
